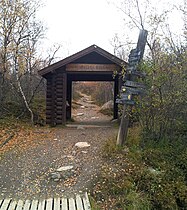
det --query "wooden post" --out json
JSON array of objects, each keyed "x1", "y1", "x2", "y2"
[
  {"x1": 113, "y1": 75, "x2": 119, "y2": 119},
  {"x1": 66, "y1": 79, "x2": 72, "y2": 120},
  {"x1": 116, "y1": 104, "x2": 130, "y2": 145},
  {"x1": 116, "y1": 29, "x2": 148, "y2": 146},
  {"x1": 61, "y1": 72, "x2": 67, "y2": 125}
]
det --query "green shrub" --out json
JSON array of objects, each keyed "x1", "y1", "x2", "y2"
[{"x1": 91, "y1": 128, "x2": 187, "y2": 210}]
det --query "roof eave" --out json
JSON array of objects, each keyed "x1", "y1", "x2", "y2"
[{"x1": 38, "y1": 45, "x2": 127, "y2": 76}]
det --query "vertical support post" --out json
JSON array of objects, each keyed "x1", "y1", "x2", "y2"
[
  {"x1": 116, "y1": 105, "x2": 131, "y2": 145},
  {"x1": 66, "y1": 78, "x2": 72, "y2": 120},
  {"x1": 113, "y1": 76, "x2": 119, "y2": 119},
  {"x1": 61, "y1": 72, "x2": 67, "y2": 125}
]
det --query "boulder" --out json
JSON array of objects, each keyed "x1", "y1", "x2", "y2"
[{"x1": 101, "y1": 100, "x2": 113, "y2": 110}]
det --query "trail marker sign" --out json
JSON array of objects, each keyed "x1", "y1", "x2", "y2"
[{"x1": 116, "y1": 29, "x2": 148, "y2": 146}]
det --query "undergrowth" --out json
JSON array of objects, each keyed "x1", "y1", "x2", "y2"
[{"x1": 90, "y1": 126, "x2": 187, "y2": 210}]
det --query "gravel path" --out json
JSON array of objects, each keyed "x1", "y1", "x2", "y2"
[{"x1": 0, "y1": 94, "x2": 118, "y2": 199}]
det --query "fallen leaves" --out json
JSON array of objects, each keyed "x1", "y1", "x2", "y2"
[{"x1": 0, "y1": 93, "x2": 118, "y2": 200}]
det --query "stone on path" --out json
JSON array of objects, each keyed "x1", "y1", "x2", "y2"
[
  {"x1": 77, "y1": 113, "x2": 84, "y2": 116},
  {"x1": 77, "y1": 125, "x2": 85, "y2": 130},
  {"x1": 75, "y1": 142, "x2": 90, "y2": 148},
  {"x1": 91, "y1": 116, "x2": 99, "y2": 119},
  {"x1": 57, "y1": 165, "x2": 74, "y2": 172},
  {"x1": 50, "y1": 172, "x2": 61, "y2": 182}
]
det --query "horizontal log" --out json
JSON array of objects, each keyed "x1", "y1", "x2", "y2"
[
  {"x1": 46, "y1": 96, "x2": 52, "y2": 99},
  {"x1": 46, "y1": 99, "x2": 53, "y2": 106},
  {"x1": 46, "y1": 111, "x2": 51, "y2": 115},
  {"x1": 56, "y1": 73, "x2": 66, "y2": 77},
  {"x1": 46, "y1": 86, "x2": 52, "y2": 91},
  {"x1": 46, "y1": 90, "x2": 52, "y2": 94},
  {"x1": 56, "y1": 98, "x2": 63, "y2": 102},
  {"x1": 56, "y1": 102, "x2": 64, "y2": 106},
  {"x1": 46, "y1": 92, "x2": 52, "y2": 98},
  {"x1": 56, "y1": 89, "x2": 64, "y2": 94},
  {"x1": 56, "y1": 120, "x2": 63, "y2": 124},
  {"x1": 56, "y1": 93, "x2": 63, "y2": 97},
  {"x1": 46, "y1": 88, "x2": 53, "y2": 92},
  {"x1": 56, "y1": 84, "x2": 64, "y2": 88},
  {"x1": 46, "y1": 91, "x2": 54, "y2": 98},
  {"x1": 56, "y1": 77, "x2": 63, "y2": 81},
  {"x1": 46, "y1": 97, "x2": 52, "y2": 100},
  {"x1": 46, "y1": 90, "x2": 56, "y2": 95},
  {"x1": 56, "y1": 116, "x2": 63, "y2": 120},
  {"x1": 46, "y1": 107, "x2": 51, "y2": 111},
  {"x1": 56, "y1": 88, "x2": 64, "y2": 91},
  {"x1": 56, "y1": 119, "x2": 66, "y2": 124},
  {"x1": 56, "y1": 111, "x2": 63, "y2": 116},
  {"x1": 46, "y1": 107, "x2": 52, "y2": 111},
  {"x1": 56, "y1": 108, "x2": 63, "y2": 112}
]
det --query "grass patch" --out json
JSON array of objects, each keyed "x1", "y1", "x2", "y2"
[{"x1": 91, "y1": 126, "x2": 187, "y2": 210}]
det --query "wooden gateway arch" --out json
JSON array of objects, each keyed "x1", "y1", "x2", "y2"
[{"x1": 39, "y1": 45, "x2": 126, "y2": 126}]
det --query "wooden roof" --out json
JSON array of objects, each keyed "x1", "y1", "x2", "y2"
[{"x1": 38, "y1": 44, "x2": 126, "y2": 76}]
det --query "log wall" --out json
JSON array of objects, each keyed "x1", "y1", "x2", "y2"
[{"x1": 46, "y1": 72, "x2": 67, "y2": 125}]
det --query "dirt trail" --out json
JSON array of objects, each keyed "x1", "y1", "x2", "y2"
[
  {"x1": 0, "y1": 94, "x2": 118, "y2": 199},
  {"x1": 72, "y1": 93, "x2": 112, "y2": 124}
]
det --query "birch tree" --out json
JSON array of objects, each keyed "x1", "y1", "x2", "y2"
[{"x1": 0, "y1": 0, "x2": 44, "y2": 123}]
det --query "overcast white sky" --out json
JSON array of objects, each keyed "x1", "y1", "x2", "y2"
[
  {"x1": 37, "y1": 0, "x2": 184, "y2": 59},
  {"x1": 38, "y1": 0, "x2": 125, "y2": 57}
]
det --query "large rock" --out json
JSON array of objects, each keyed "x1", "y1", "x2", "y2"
[{"x1": 101, "y1": 100, "x2": 113, "y2": 110}]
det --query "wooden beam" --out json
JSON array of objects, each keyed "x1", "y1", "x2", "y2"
[
  {"x1": 66, "y1": 79, "x2": 72, "y2": 120},
  {"x1": 66, "y1": 63, "x2": 120, "y2": 72}
]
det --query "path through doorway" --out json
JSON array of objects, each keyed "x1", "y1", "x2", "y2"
[{"x1": 71, "y1": 92, "x2": 112, "y2": 127}]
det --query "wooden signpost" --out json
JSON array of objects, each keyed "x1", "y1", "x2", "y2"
[{"x1": 116, "y1": 29, "x2": 148, "y2": 146}]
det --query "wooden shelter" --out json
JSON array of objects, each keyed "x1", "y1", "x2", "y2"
[{"x1": 39, "y1": 45, "x2": 126, "y2": 126}]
